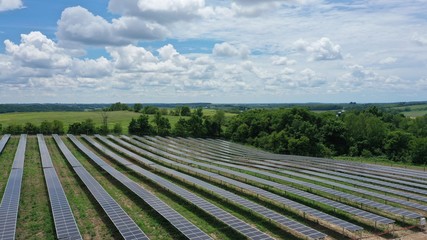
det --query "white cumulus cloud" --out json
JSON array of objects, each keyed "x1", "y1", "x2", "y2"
[
  {"x1": 213, "y1": 42, "x2": 250, "y2": 59},
  {"x1": 294, "y1": 37, "x2": 342, "y2": 61},
  {"x1": 0, "y1": 0, "x2": 23, "y2": 12},
  {"x1": 57, "y1": 6, "x2": 168, "y2": 46},
  {"x1": 271, "y1": 56, "x2": 296, "y2": 66},
  {"x1": 108, "y1": 0, "x2": 207, "y2": 24},
  {"x1": 340, "y1": 64, "x2": 406, "y2": 90},
  {"x1": 107, "y1": 44, "x2": 158, "y2": 70},
  {"x1": 5, "y1": 31, "x2": 72, "y2": 69}
]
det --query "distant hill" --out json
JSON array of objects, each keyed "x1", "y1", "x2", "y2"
[{"x1": 0, "y1": 101, "x2": 426, "y2": 114}]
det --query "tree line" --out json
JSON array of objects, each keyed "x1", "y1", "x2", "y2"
[
  {"x1": 128, "y1": 108, "x2": 225, "y2": 138},
  {"x1": 224, "y1": 107, "x2": 427, "y2": 165},
  {"x1": 1, "y1": 105, "x2": 426, "y2": 165},
  {"x1": 105, "y1": 102, "x2": 194, "y2": 117}
]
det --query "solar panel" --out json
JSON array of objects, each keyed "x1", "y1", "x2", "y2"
[
  {"x1": 103, "y1": 136, "x2": 327, "y2": 240},
  {"x1": 12, "y1": 135, "x2": 26, "y2": 169},
  {"x1": 207, "y1": 148, "x2": 427, "y2": 192},
  {"x1": 0, "y1": 134, "x2": 11, "y2": 154},
  {"x1": 93, "y1": 135, "x2": 278, "y2": 240},
  {"x1": 280, "y1": 165, "x2": 427, "y2": 201},
  {"x1": 214, "y1": 139, "x2": 427, "y2": 180},
  {"x1": 52, "y1": 135, "x2": 149, "y2": 240},
  {"x1": 158, "y1": 137, "x2": 423, "y2": 219},
  {"x1": 194, "y1": 138, "x2": 427, "y2": 200},
  {"x1": 115, "y1": 136, "x2": 363, "y2": 234},
  {"x1": 0, "y1": 134, "x2": 27, "y2": 240},
  {"x1": 37, "y1": 134, "x2": 82, "y2": 240},
  {"x1": 204, "y1": 144, "x2": 427, "y2": 193},
  {"x1": 140, "y1": 136, "x2": 395, "y2": 226},
  {"x1": 68, "y1": 134, "x2": 212, "y2": 240},
  {"x1": 304, "y1": 163, "x2": 427, "y2": 188},
  {"x1": 190, "y1": 139, "x2": 427, "y2": 215}
]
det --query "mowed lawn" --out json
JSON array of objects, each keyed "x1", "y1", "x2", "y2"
[{"x1": 0, "y1": 110, "x2": 237, "y2": 133}]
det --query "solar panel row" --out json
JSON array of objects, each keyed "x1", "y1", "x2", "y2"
[
  {"x1": 37, "y1": 134, "x2": 82, "y2": 240},
  {"x1": 192, "y1": 138, "x2": 427, "y2": 197},
  {"x1": 278, "y1": 165, "x2": 427, "y2": 201},
  {"x1": 277, "y1": 154, "x2": 427, "y2": 180},
  {"x1": 140, "y1": 136, "x2": 395, "y2": 226},
  {"x1": 52, "y1": 134, "x2": 149, "y2": 240},
  {"x1": 0, "y1": 134, "x2": 11, "y2": 154},
  {"x1": 233, "y1": 148, "x2": 427, "y2": 188},
  {"x1": 138, "y1": 137, "x2": 402, "y2": 226},
  {"x1": 211, "y1": 150, "x2": 427, "y2": 194},
  {"x1": 193, "y1": 141, "x2": 427, "y2": 195},
  {"x1": 298, "y1": 163, "x2": 427, "y2": 189},
  {"x1": 216, "y1": 139, "x2": 427, "y2": 180},
  {"x1": 180, "y1": 137, "x2": 427, "y2": 206},
  {"x1": 112, "y1": 136, "x2": 326, "y2": 240},
  {"x1": 116, "y1": 136, "x2": 363, "y2": 234},
  {"x1": 68, "y1": 134, "x2": 212, "y2": 240},
  {"x1": 163, "y1": 137, "x2": 423, "y2": 219},
  {"x1": 93, "y1": 135, "x2": 279, "y2": 240},
  {"x1": 0, "y1": 134, "x2": 26, "y2": 240},
  {"x1": 191, "y1": 138, "x2": 427, "y2": 214}
]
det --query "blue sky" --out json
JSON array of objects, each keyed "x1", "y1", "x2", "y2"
[{"x1": 0, "y1": 0, "x2": 426, "y2": 103}]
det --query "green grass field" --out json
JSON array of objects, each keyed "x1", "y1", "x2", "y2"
[
  {"x1": 0, "y1": 110, "x2": 237, "y2": 134},
  {"x1": 390, "y1": 104, "x2": 427, "y2": 117},
  {"x1": 0, "y1": 111, "x2": 140, "y2": 130}
]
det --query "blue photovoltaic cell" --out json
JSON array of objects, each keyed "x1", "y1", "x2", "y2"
[
  {"x1": 0, "y1": 134, "x2": 11, "y2": 154},
  {"x1": 52, "y1": 134, "x2": 149, "y2": 240},
  {"x1": 141, "y1": 137, "x2": 395, "y2": 226},
  {"x1": 37, "y1": 134, "x2": 82, "y2": 240},
  {"x1": 68, "y1": 134, "x2": 212, "y2": 240},
  {"x1": 94, "y1": 135, "x2": 278, "y2": 240},
  {"x1": 189, "y1": 138, "x2": 427, "y2": 216},
  {"x1": 0, "y1": 135, "x2": 27, "y2": 240},
  {"x1": 114, "y1": 135, "x2": 361, "y2": 235},
  {"x1": 99, "y1": 136, "x2": 326, "y2": 239},
  {"x1": 160, "y1": 137, "x2": 422, "y2": 219}
]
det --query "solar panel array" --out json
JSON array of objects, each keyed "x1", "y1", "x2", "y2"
[
  {"x1": 166, "y1": 138, "x2": 426, "y2": 215},
  {"x1": 0, "y1": 134, "x2": 26, "y2": 240},
  {"x1": 191, "y1": 140, "x2": 427, "y2": 196},
  {"x1": 160, "y1": 137, "x2": 423, "y2": 219},
  {"x1": 37, "y1": 134, "x2": 82, "y2": 240},
  {"x1": 139, "y1": 136, "x2": 395, "y2": 226},
  {"x1": 1, "y1": 134, "x2": 426, "y2": 239},
  {"x1": 105, "y1": 135, "x2": 326, "y2": 240},
  {"x1": 189, "y1": 138, "x2": 427, "y2": 214},
  {"x1": 0, "y1": 134, "x2": 11, "y2": 154},
  {"x1": 227, "y1": 146, "x2": 427, "y2": 188},
  {"x1": 214, "y1": 138, "x2": 427, "y2": 180},
  {"x1": 200, "y1": 137, "x2": 427, "y2": 189},
  {"x1": 52, "y1": 134, "x2": 149, "y2": 240},
  {"x1": 93, "y1": 135, "x2": 280, "y2": 240},
  {"x1": 68, "y1": 134, "x2": 212, "y2": 240},
  {"x1": 114, "y1": 136, "x2": 363, "y2": 234}
]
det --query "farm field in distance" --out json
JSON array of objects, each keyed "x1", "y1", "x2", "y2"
[
  {"x1": 1, "y1": 134, "x2": 426, "y2": 240},
  {"x1": 0, "y1": 109, "x2": 237, "y2": 134},
  {"x1": 390, "y1": 104, "x2": 427, "y2": 117}
]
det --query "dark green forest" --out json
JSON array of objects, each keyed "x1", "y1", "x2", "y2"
[{"x1": 225, "y1": 107, "x2": 427, "y2": 165}]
